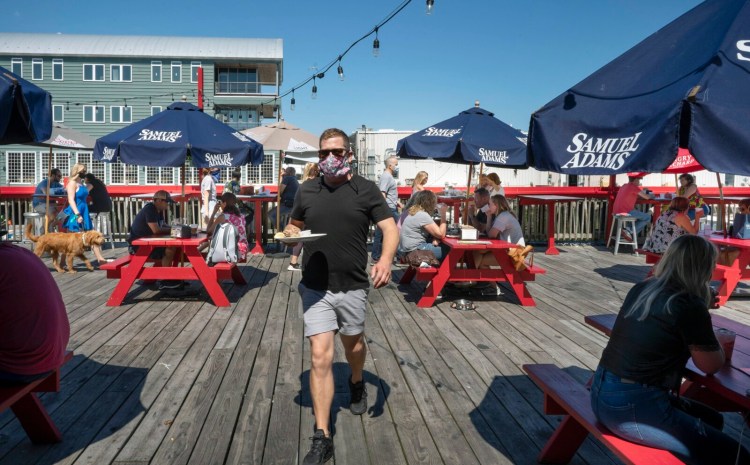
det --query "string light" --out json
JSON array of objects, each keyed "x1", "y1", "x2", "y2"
[
  {"x1": 290, "y1": 89, "x2": 296, "y2": 111},
  {"x1": 311, "y1": 77, "x2": 318, "y2": 100},
  {"x1": 337, "y1": 56, "x2": 345, "y2": 81},
  {"x1": 426, "y1": 0, "x2": 434, "y2": 15},
  {"x1": 372, "y1": 27, "x2": 380, "y2": 57}
]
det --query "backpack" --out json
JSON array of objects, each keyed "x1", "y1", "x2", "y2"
[{"x1": 207, "y1": 222, "x2": 239, "y2": 265}]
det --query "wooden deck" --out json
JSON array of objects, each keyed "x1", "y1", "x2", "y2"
[{"x1": 3, "y1": 244, "x2": 750, "y2": 465}]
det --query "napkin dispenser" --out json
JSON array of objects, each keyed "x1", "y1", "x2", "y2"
[
  {"x1": 171, "y1": 224, "x2": 192, "y2": 238},
  {"x1": 460, "y1": 225, "x2": 478, "y2": 240}
]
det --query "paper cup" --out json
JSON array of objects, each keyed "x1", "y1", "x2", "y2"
[{"x1": 714, "y1": 328, "x2": 736, "y2": 362}]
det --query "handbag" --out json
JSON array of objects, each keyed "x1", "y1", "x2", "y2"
[
  {"x1": 206, "y1": 222, "x2": 239, "y2": 265},
  {"x1": 405, "y1": 249, "x2": 440, "y2": 267},
  {"x1": 507, "y1": 244, "x2": 534, "y2": 271}
]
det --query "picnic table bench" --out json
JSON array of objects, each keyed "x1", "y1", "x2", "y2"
[
  {"x1": 1, "y1": 350, "x2": 74, "y2": 444},
  {"x1": 100, "y1": 254, "x2": 240, "y2": 283},
  {"x1": 523, "y1": 363, "x2": 683, "y2": 464}
]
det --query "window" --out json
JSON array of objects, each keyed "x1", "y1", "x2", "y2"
[
  {"x1": 151, "y1": 106, "x2": 163, "y2": 116},
  {"x1": 110, "y1": 64, "x2": 132, "y2": 82},
  {"x1": 53, "y1": 104, "x2": 64, "y2": 122},
  {"x1": 75, "y1": 153, "x2": 105, "y2": 182},
  {"x1": 52, "y1": 59, "x2": 63, "y2": 80},
  {"x1": 83, "y1": 64, "x2": 105, "y2": 81},
  {"x1": 40, "y1": 152, "x2": 71, "y2": 183},
  {"x1": 110, "y1": 106, "x2": 132, "y2": 123},
  {"x1": 10, "y1": 58, "x2": 22, "y2": 76},
  {"x1": 32, "y1": 59, "x2": 43, "y2": 80},
  {"x1": 191, "y1": 61, "x2": 201, "y2": 83},
  {"x1": 216, "y1": 67, "x2": 258, "y2": 93},
  {"x1": 171, "y1": 61, "x2": 182, "y2": 83},
  {"x1": 145, "y1": 167, "x2": 176, "y2": 185},
  {"x1": 83, "y1": 105, "x2": 105, "y2": 123},
  {"x1": 110, "y1": 162, "x2": 138, "y2": 185},
  {"x1": 151, "y1": 61, "x2": 162, "y2": 82},
  {"x1": 6, "y1": 152, "x2": 36, "y2": 184}
]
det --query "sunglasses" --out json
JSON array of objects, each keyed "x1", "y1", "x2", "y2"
[{"x1": 318, "y1": 148, "x2": 348, "y2": 157}]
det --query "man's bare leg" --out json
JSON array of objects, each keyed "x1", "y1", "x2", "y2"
[{"x1": 309, "y1": 330, "x2": 335, "y2": 435}]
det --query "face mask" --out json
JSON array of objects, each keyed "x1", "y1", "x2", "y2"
[
  {"x1": 392, "y1": 166, "x2": 399, "y2": 177},
  {"x1": 319, "y1": 154, "x2": 351, "y2": 178},
  {"x1": 211, "y1": 171, "x2": 221, "y2": 183}
]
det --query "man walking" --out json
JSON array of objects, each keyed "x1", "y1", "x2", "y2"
[
  {"x1": 371, "y1": 156, "x2": 400, "y2": 263},
  {"x1": 285, "y1": 128, "x2": 398, "y2": 464}
]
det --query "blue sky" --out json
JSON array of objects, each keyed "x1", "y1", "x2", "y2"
[{"x1": 8, "y1": 0, "x2": 702, "y2": 136}]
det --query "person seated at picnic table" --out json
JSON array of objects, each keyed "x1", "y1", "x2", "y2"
[
  {"x1": 0, "y1": 242, "x2": 70, "y2": 385},
  {"x1": 61, "y1": 163, "x2": 110, "y2": 265},
  {"x1": 642, "y1": 196, "x2": 702, "y2": 254},
  {"x1": 411, "y1": 171, "x2": 429, "y2": 194},
  {"x1": 676, "y1": 173, "x2": 709, "y2": 220},
  {"x1": 473, "y1": 194, "x2": 525, "y2": 269},
  {"x1": 591, "y1": 235, "x2": 750, "y2": 465},
  {"x1": 32, "y1": 167, "x2": 66, "y2": 232},
  {"x1": 612, "y1": 173, "x2": 653, "y2": 242},
  {"x1": 224, "y1": 169, "x2": 254, "y2": 229},
  {"x1": 479, "y1": 172, "x2": 505, "y2": 197},
  {"x1": 199, "y1": 192, "x2": 248, "y2": 262},
  {"x1": 398, "y1": 190, "x2": 449, "y2": 261},
  {"x1": 467, "y1": 187, "x2": 491, "y2": 234},
  {"x1": 127, "y1": 190, "x2": 179, "y2": 290}
]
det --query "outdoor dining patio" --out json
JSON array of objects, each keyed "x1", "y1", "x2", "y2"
[{"x1": 3, "y1": 243, "x2": 750, "y2": 465}]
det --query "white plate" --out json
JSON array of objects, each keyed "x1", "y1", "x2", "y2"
[{"x1": 277, "y1": 233, "x2": 327, "y2": 243}]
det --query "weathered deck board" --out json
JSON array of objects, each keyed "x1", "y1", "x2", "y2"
[{"x1": 3, "y1": 243, "x2": 750, "y2": 465}]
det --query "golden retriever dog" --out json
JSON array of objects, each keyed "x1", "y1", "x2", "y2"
[{"x1": 25, "y1": 223, "x2": 105, "y2": 273}]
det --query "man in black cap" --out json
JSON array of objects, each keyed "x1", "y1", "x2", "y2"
[{"x1": 127, "y1": 190, "x2": 178, "y2": 288}]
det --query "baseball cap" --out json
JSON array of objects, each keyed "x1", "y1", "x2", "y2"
[
  {"x1": 627, "y1": 172, "x2": 647, "y2": 178},
  {"x1": 153, "y1": 191, "x2": 175, "y2": 204}
]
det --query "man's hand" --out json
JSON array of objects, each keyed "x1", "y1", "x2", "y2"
[{"x1": 370, "y1": 260, "x2": 392, "y2": 288}]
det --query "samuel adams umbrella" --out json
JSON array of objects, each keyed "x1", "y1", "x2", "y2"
[
  {"x1": 528, "y1": 0, "x2": 750, "y2": 176},
  {"x1": 397, "y1": 106, "x2": 528, "y2": 167},
  {"x1": 0, "y1": 66, "x2": 52, "y2": 144},
  {"x1": 93, "y1": 101, "x2": 264, "y2": 168}
]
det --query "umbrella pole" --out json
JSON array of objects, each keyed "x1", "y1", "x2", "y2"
[
  {"x1": 462, "y1": 163, "x2": 473, "y2": 225},
  {"x1": 716, "y1": 172, "x2": 726, "y2": 236},
  {"x1": 44, "y1": 146, "x2": 52, "y2": 233},
  {"x1": 180, "y1": 162, "x2": 186, "y2": 266},
  {"x1": 276, "y1": 151, "x2": 285, "y2": 246}
]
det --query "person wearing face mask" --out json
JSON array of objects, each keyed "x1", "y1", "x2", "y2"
[
  {"x1": 371, "y1": 156, "x2": 400, "y2": 263},
  {"x1": 283, "y1": 128, "x2": 397, "y2": 465},
  {"x1": 60, "y1": 163, "x2": 110, "y2": 264},
  {"x1": 200, "y1": 168, "x2": 218, "y2": 229}
]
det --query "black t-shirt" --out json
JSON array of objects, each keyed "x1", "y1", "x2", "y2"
[
  {"x1": 291, "y1": 175, "x2": 392, "y2": 292},
  {"x1": 87, "y1": 178, "x2": 112, "y2": 213},
  {"x1": 600, "y1": 280, "x2": 719, "y2": 390},
  {"x1": 281, "y1": 175, "x2": 299, "y2": 206},
  {"x1": 127, "y1": 203, "x2": 166, "y2": 244}
]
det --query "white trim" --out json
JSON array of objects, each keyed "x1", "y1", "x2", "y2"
[
  {"x1": 110, "y1": 105, "x2": 132, "y2": 123},
  {"x1": 31, "y1": 58, "x2": 43, "y2": 80},
  {"x1": 82, "y1": 63, "x2": 105, "y2": 81},
  {"x1": 53, "y1": 104, "x2": 64, "y2": 123},
  {"x1": 10, "y1": 58, "x2": 22, "y2": 77},
  {"x1": 151, "y1": 60, "x2": 162, "y2": 82},
  {"x1": 110, "y1": 64, "x2": 132, "y2": 82},
  {"x1": 171, "y1": 61, "x2": 182, "y2": 83},
  {"x1": 151, "y1": 105, "x2": 163, "y2": 116},
  {"x1": 52, "y1": 58, "x2": 64, "y2": 81},
  {"x1": 83, "y1": 105, "x2": 105, "y2": 123},
  {"x1": 191, "y1": 61, "x2": 201, "y2": 83}
]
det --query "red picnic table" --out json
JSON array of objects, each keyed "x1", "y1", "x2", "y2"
[
  {"x1": 102, "y1": 234, "x2": 246, "y2": 307},
  {"x1": 518, "y1": 195, "x2": 584, "y2": 255},
  {"x1": 400, "y1": 237, "x2": 545, "y2": 307},
  {"x1": 238, "y1": 194, "x2": 277, "y2": 255},
  {"x1": 708, "y1": 235, "x2": 750, "y2": 305}
]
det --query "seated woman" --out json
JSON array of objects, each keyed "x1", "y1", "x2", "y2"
[
  {"x1": 473, "y1": 194, "x2": 524, "y2": 268},
  {"x1": 591, "y1": 235, "x2": 750, "y2": 464},
  {"x1": 643, "y1": 196, "x2": 702, "y2": 254},
  {"x1": 398, "y1": 190, "x2": 449, "y2": 261},
  {"x1": 676, "y1": 173, "x2": 709, "y2": 220},
  {"x1": 201, "y1": 192, "x2": 249, "y2": 262}
]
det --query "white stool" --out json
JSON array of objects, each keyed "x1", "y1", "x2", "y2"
[
  {"x1": 22, "y1": 212, "x2": 44, "y2": 243},
  {"x1": 607, "y1": 214, "x2": 639, "y2": 255},
  {"x1": 89, "y1": 212, "x2": 114, "y2": 249}
]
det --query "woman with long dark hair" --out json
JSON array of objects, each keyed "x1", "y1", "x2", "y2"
[{"x1": 591, "y1": 235, "x2": 750, "y2": 464}]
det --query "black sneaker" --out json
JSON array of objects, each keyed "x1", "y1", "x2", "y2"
[
  {"x1": 158, "y1": 280, "x2": 183, "y2": 290},
  {"x1": 349, "y1": 377, "x2": 368, "y2": 415},
  {"x1": 302, "y1": 429, "x2": 333, "y2": 465}
]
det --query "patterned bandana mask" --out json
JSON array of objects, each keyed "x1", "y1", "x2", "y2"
[{"x1": 319, "y1": 154, "x2": 351, "y2": 178}]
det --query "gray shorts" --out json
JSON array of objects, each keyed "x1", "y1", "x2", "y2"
[{"x1": 298, "y1": 283, "x2": 368, "y2": 337}]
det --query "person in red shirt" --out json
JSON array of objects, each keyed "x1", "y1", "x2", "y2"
[
  {"x1": 612, "y1": 173, "x2": 653, "y2": 241},
  {"x1": 0, "y1": 243, "x2": 70, "y2": 384}
]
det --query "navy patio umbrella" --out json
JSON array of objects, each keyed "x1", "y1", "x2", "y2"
[
  {"x1": 0, "y1": 66, "x2": 52, "y2": 144},
  {"x1": 93, "y1": 101, "x2": 263, "y2": 168},
  {"x1": 397, "y1": 106, "x2": 528, "y2": 168},
  {"x1": 528, "y1": 0, "x2": 750, "y2": 176}
]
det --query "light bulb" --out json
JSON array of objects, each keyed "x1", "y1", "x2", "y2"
[
  {"x1": 373, "y1": 38, "x2": 380, "y2": 57},
  {"x1": 426, "y1": 0, "x2": 434, "y2": 15},
  {"x1": 337, "y1": 64, "x2": 344, "y2": 81},
  {"x1": 290, "y1": 97, "x2": 295, "y2": 111},
  {"x1": 311, "y1": 84, "x2": 317, "y2": 100}
]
